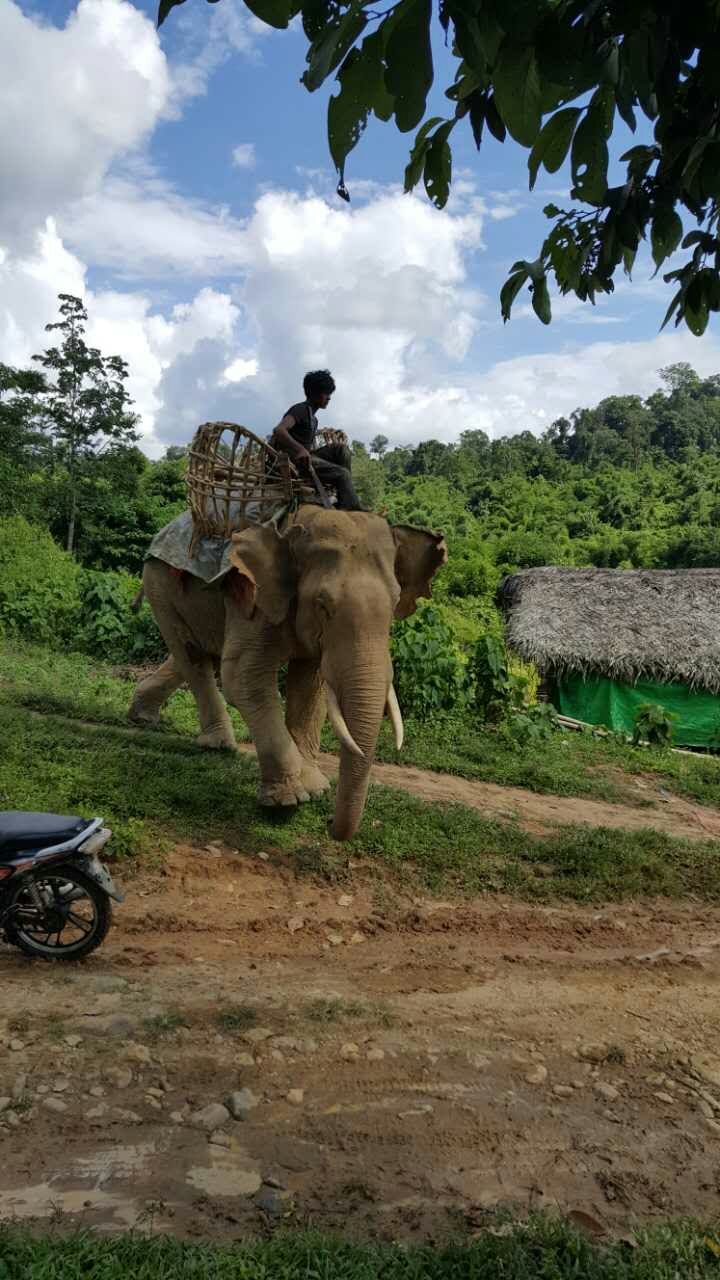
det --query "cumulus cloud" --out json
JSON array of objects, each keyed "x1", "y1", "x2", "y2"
[
  {"x1": 231, "y1": 143, "x2": 256, "y2": 169},
  {"x1": 1, "y1": 0, "x2": 718, "y2": 463},
  {"x1": 0, "y1": 0, "x2": 170, "y2": 251}
]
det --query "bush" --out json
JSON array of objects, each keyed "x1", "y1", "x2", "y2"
[
  {"x1": 633, "y1": 702, "x2": 676, "y2": 747},
  {"x1": 391, "y1": 604, "x2": 467, "y2": 717},
  {"x1": 0, "y1": 516, "x2": 164, "y2": 664},
  {"x1": 0, "y1": 515, "x2": 81, "y2": 644},
  {"x1": 78, "y1": 570, "x2": 164, "y2": 665}
]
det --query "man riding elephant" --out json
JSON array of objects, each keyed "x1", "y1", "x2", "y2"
[{"x1": 270, "y1": 370, "x2": 365, "y2": 512}]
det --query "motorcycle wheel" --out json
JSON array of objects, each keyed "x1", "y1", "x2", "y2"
[{"x1": 5, "y1": 865, "x2": 112, "y2": 960}]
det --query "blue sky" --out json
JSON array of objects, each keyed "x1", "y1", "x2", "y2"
[{"x1": 1, "y1": 0, "x2": 719, "y2": 456}]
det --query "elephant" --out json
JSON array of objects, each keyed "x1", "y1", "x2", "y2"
[{"x1": 128, "y1": 505, "x2": 447, "y2": 840}]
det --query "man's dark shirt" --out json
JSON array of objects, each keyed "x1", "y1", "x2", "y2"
[{"x1": 282, "y1": 401, "x2": 317, "y2": 451}]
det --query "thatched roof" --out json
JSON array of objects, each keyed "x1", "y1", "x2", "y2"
[{"x1": 499, "y1": 567, "x2": 720, "y2": 695}]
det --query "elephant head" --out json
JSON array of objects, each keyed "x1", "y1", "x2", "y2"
[{"x1": 228, "y1": 508, "x2": 447, "y2": 839}]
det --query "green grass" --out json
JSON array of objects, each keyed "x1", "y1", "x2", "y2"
[
  {"x1": 143, "y1": 1010, "x2": 188, "y2": 1040},
  {"x1": 3, "y1": 639, "x2": 719, "y2": 809},
  {"x1": 216, "y1": 1004, "x2": 258, "y2": 1033},
  {"x1": 371, "y1": 710, "x2": 720, "y2": 809},
  {"x1": 1, "y1": 1222, "x2": 719, "y2": 1279},
  {"x1": 303, "y1": 997, "x2": 393, "y2": 1025},
  {"x1": 1, "y1": 696, "x2": 719, "y2": 902}
]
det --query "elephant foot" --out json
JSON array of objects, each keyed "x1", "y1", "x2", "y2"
[
  {"x1": 128, "y1": 707, "x2": 161, "y2": 728},
  {"x1": 299, "y1": 761, "x2": 331, "y2": 798},
  {"x1": 196, "y1": 730, "x2": 238, "y2": 751},
  {"x1": 258, "y1": 777, "x2": 311, "y2": 808}
]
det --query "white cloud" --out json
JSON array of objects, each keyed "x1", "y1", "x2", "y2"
[
  {"x1": 167, "y1": 0, "x2": 269, "y2": 107},
  {"x1": 223, "y1": 356, "x2": 259, "y2": 382},
  {"x1": 0, "y1": 0, "x2": 170, "y2": 251},
  {"x1": 59, "y1": 175, "x2": 252, "y2": 277},
  {"x1": 232, "y1": 143, "x2": 256, "y2": 169}
]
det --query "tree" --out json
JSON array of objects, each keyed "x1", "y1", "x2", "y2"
[
  {"x1": 159, "y1": 1, "x2": 720, "y2": 335},
  {"x1": 33, "y1": 295, "x2": 138, "y2": 554},
  {"x1": 370, "y1": 433, "x2": 389, "y2": 458}
]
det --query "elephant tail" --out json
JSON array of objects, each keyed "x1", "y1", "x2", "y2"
[{"x1": 130, "y1": 586, "x2": 145, "y2": 613}]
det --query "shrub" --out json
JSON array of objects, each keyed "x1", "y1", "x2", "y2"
[
  {"x1": 633, "y1": 702, "x2": 675, "y2": 747},
  {"x1": 391, "y1": 604, "x2": 467, "y2": 717},
  {"x1": 0, "y1": 516, "x2": 81, "y2": 644},
  {"x1": 78, "y1": 570, "x2": 164, "y2": 665}
]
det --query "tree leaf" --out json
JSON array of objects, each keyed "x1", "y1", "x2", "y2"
[
  {"x1": 385, "y1": 0, "x2": 434, "y2": 133},
  {"x1": 423, "y1": 121, "x2": 454, "y2": 208},
  {"x1": 571, "y1": 102, "x2": 609, "y2": 204},
  {"x1": 241, "y1": 0, "x2": 296, "y2": 29},
  {"x1": 328, "y1": 33, "x2": 392, "y2": 183},
  {"x1": 531, "y1": 274, "x2": 552, "y2": 324},
  {"x1": 684, "y1": 275, "x2": 710, "y2": 336},
  {"x1": 484, "y1": 94, "x2": 506, "y2": 143},
  {"x1": 493, "y1": 42, "x2": 541, "y2": 147},
  {"x1": 651, "y1": 206, "x2": 683, "y2": 269},
  {"x1": 157, "y1": 0, "x2": 186, "y2": 27},
  {"x1": 528, "y1": 107, "x2": 581, "y2": 189},
  {"x1": 468, "y1": 91, "x2": 485, "y2": 149},
  {"x1": 404, "y1": 116, "x2": 444, "y2": 192},
  {"x1": 303, "y1": 4, "x2": 367, "y2": 91},
  {"x1": 500, "y1": 270, "x2": 528, "y2": 322}
]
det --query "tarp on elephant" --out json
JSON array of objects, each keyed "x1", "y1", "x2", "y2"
[{"x1": 145, "y1": 506, "x2": 288, "y2": 584}]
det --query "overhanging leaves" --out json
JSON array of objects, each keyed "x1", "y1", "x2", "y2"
[
  {"x1": 493, "y1": 41, "x2": 541, "y2": 147},
  {"x1": 528, "y1": 107, "x2": 582, "y2": 189},
  {"x1": 328, "y1": 33, "x2": 392, "y2": 188},
  {"x1": 156, "y1": 0, "x2": 720, "y2": 337},
  {"x1": 384, "y1": 0, "x2": 434, "y2": 133}
]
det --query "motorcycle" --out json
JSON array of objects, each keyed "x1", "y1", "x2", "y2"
[{"x1": 0, "y1": 811, "x2": 124, "y2": 961}]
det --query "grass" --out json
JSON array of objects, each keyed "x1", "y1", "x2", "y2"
[
  {"x1": 2, "y1": 696, "x2": 720, "y2": 903},
  {"x1": 216, "y1": 1004, "x2": 258, "y2": 1033},
  {"x1": 3, "y1": 638, "x2": 720, "y2": 809},
  {"x1": 143, "y1": 1010, "x2": 188, "y2": 1040},
  {"x1": 1, "y1": 1222, "x2": 720, "y2": 1279},
  {"x1": 303, "y1": 997, "x2": 393, "y2": 1025}
]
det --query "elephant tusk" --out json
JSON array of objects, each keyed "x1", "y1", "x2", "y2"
[
  {"x1": 386, "y1": 684, "x2": 404, "y2": 751},
  {"x1": 325, "y1": 685, "x2": 365, "y2": 758}
]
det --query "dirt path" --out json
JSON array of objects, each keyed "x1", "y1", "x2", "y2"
[
  {"x1": 240, "y1": 743, "x2": 720, "y2": 841},
  {"x1": 2, "y1": 846, "x2": 720, "y2": 1242}
]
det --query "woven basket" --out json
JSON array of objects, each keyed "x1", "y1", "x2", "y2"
[
  {"x1": 186, "y1": 421, "x2": 315, "y2": 545},
  {"x1": 316, "y1": 427, "x2": 348, "y2": 449}
]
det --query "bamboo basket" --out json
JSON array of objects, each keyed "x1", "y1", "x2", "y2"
[
  {"x1": 186, "y1": 421, "x2": 315, "y2": 546},
  {"x1": 316, "y1": 427, "x2": 348, "y2": 449}
]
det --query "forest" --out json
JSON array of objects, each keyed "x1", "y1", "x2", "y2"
[{"x1": 3, "y1": 294, "x2": 720, "y2": 716}]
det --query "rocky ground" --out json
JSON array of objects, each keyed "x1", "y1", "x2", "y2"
[{"x1": 1, "y1": 844, "x2": 720, "y2": 1242}]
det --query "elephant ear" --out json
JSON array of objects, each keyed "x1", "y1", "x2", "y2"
[
  {"x1": 391, "y1": 525, "x2": 448, "y2": 620},
  {"x1": 228, "y1": 523, "x2": 304, "y2": 624}
]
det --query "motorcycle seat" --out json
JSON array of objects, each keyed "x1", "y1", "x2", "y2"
[{"x1": 0, "y1": 812, "x2": 93, "y2": 859}]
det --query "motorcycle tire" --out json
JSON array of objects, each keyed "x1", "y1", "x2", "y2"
[{"x1": 4, "y1": 865, "x2": 112, "y2": 961}]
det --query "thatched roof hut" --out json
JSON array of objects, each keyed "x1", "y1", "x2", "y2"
[{"x1": 499, "y1": 567, "x2": 720, "y2": 747}]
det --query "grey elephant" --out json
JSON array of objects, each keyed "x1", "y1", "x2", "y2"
[{"x1": 128, "y1": 506, "x2": 447, "y2": 840}]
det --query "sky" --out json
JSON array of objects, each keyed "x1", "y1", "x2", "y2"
[{"x1": 1, "y1": 0, "x2": 720, "y2": 458}]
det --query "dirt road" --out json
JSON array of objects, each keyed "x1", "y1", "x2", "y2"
[{"x1": 2, "y1": 845, "x2": 720, "y2": 1242}]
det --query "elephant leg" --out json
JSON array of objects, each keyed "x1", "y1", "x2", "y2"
[
  {"x1": 221, "y1": 631, "x2": 310, "y2": 807},
  {"x1": 285, "y1": 659, "x2": 331, "y2": 797},
  {"x1": 187, "y1": 648, "x2": 238, "y2": 751},
  {"x1": 128, "y1": 653, "x2": 185, "y2": 727},
  {"x1": 142, "y1": 562, "x2": 237, "y2": 751}
]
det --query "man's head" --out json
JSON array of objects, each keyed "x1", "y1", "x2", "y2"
[{"x1": 303, "y1": 369, "x2": 335, "y2": 411}]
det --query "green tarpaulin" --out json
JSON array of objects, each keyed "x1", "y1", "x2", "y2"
[{"x1": 552, "y1": 672, "x2": 720, "y2": 749}]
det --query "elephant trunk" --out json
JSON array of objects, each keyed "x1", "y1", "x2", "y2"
[{"x1": 328, "y1": 666, "x2": 389, "y2": 842}]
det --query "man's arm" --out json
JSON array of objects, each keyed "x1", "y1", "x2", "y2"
[{"x1": 273, "y1": 414, "x2": 310, "y2": 466}]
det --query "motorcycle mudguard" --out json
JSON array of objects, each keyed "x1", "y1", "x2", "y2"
[{"x1": 78, "y1": 856, "x2": 125, "y2": 904}]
